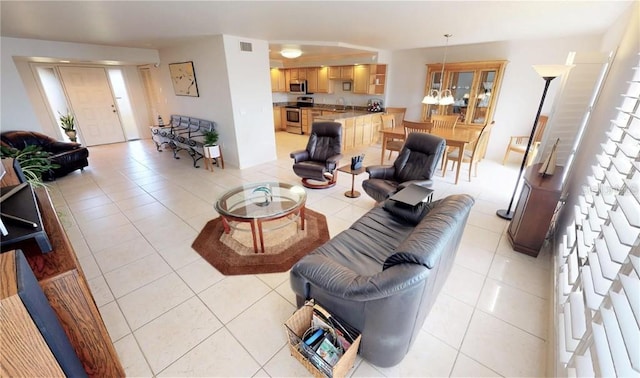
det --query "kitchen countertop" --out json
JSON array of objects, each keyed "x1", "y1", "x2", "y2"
[{"x1": 314, "y1": 111, "x2": 376, "y2": 120}]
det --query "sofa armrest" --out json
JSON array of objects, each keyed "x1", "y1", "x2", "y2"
[
  {"x1": 366, "y1": 165, "x2": 395, "y2": 179},
  {"x1": 290, "y1": 254, "x2": 429, "y2": 302},
  {"x1": 290, "y1": 150, "x2": 309, "y2": 163}
]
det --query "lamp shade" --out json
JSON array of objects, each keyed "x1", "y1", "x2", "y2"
[
  {"x1": 533, "y1": 64, "x2": 574, "y2": 78},
  {"x1": 281, "y1": 48, "x2": 302, "y2": 59}
]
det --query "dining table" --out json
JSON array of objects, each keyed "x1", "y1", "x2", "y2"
[{"x1": 379, "y1": 126, "x2": 482, "y2": 185}]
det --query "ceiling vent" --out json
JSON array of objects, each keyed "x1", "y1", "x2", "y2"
[{"x1": 240, "y1": 42, "x2": 252, "y2": 52}]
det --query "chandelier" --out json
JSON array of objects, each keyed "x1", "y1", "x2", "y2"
[{"x1": 422, "y1": 34, "x2": 455, "y2": 106}]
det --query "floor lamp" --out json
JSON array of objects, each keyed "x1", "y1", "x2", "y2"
[{"x1": 497, "y1": 64, "x2": 573, "y2": 220}]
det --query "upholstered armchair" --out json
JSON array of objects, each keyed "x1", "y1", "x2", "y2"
[
  {"x1": 1, "y1": 130, "x2": 89, "y2": 181},
  {"x1": 362, "y1": 132, "x2": 445, "y2": 202},
  {"x1": 290, "y1": 122, "x2": 343, "y2": 189}
]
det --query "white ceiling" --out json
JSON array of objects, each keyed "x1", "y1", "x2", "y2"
[{"x1": 0, "y1": 1, "x2": 633, "y2": 63}]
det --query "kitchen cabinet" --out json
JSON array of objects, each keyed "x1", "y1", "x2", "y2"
[
  {"x1": 329, "y1": 66, "x2": 354, "y2": 80},
  {"x1": 354, "y1": 114, "x2": 374, "y2": 145},
  {"x1": 422, "y1": 60, "x2": 507, "y2": 129},
  {"x1": 306, "y1": 68, "x2": 318, "y2": 93},
  {"x1": 507, "y1": 163, "x2": 564, "y2": 257},
  {"x1": 301, "y1": 108, "x2": 311, "y2": 134},
  {"x1": 371, "y1": 113, "x2": 383, "y2": 143},
  {"x1": 290, "y1": 68, "x2": 300, "y2": 81},
  {"x1": 317, "y1": 67, "x2": 330, "y2": 93},
  {"x1": 353, "y1": 65, "x2": 370, "y2": 94},
  {"x1": 280, "y1": 108, "x2": 287, "y2": 131},
  {"x1": 273, "y1": 106, "x2": 282, "y2": 130},
  {"x1": 270, "y1": 68, "x2": 286, "y2": 92},
  {"x1": 369, "y1": 64, "x2": 386, "y2": 95}
]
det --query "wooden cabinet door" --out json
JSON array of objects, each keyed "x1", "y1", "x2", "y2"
[
  {"x1": 353, "y1": 65, "x2": 370, "y2": 94},
  {"x1": 298, "y1": 68, "x2": 307, "y2": 81},
  {"x1": 301, "y1": 109, "x2": 310, "y2": 134},
  {"x1": 317, "y1": 67, "x2": 330, "y2": 93},
  {"x1": 273, "y1": 107, "x2": 281, "y2": 130},
  {"x1": 329, "y1": 66, "x2": 341, "y2": 79},
  {"x1": 290, "y1": 68, "x2": 299, "y2": 81},
  {"x1": 285, "y1": 69, "x2": 291, "y2": 90},
  {"x1": 306, "y1": 68, "x2": 318, "y2": 93},
  {"x1": 270, "y1": 69, "x2": 286, "y2": 92},
  {"x1": 341, "y1": 66, "x2": 354, "y2": 80},
  {"x1": 343, "y1": 118, "x2": 355, "y2": 149},
  {"x1": 362, "y1": 114, "x2": 373, "y2": 145}
]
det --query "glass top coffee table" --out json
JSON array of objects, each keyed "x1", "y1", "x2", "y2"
[{"x1": 215, "y1": 182, "x2": 307, "y2": 253}]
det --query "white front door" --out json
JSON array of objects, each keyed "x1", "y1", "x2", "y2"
[{"x1": 58, "y1": 66, "x2": 125, "y2": 146}]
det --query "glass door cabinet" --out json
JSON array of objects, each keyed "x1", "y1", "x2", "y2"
[{"x1": 422, "y1": 60, "x2": 507, "y2": 129}]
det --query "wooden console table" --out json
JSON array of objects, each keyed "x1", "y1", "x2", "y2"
[
  {"x1": 0, "y1": 159, "x2": 124, "y2": 376},
  {"x1": 507, "y1": 163, "x2": 564, "y2": 257}
]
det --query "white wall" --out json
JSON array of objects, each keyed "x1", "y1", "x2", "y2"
[
  {"x1": 223, "y1": 35, "x2": 277, "y2": 168},
  {"x1": 387, "y1": 35, "x2": 602, "y2": 161},
  {"x1": 0, "y1": 37, "x2": 158, "y2": 136},
  {"x1": 157, "y1": 35, "x2": 276, "y2": 169}
]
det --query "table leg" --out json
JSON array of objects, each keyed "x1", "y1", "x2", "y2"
[
  {"x1": 454, "y1": 142, "x2": 464, "y2": 185},
  {"x1": 381, "y1": 135, "x2": 388, "y2": 164},
  {"x1": 221, "y1": 217, "x2": 231, "y2": 234},
  {"x1": 300, "y1": 205, "x2": 305, "y2": 231},
  {"x1": 344, "y1": 172, "x2": 361, "y2": 198},
  {"x1": 257, "y1": 219, "x2": 265, "y2": 253},
  {"x1": 250, "y1": 220, "x2": 259, "y2": 253}
]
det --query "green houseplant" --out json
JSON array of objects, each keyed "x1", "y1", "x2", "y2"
[
  {"x1": 0, "y1": 145, "x2": 59, "y2": 186},
  {"x1": 58, "y1": 111, "x2": 77, "y2": 142},
  {"x1": 202, "y1": 129, "x2": 220, "y2": 158}
]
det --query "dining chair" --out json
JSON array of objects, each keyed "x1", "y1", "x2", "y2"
[
  {"x1": 384, "y1": 107, "x2": 406, "y2": 127},
  {"x1": 381, "y1": 113, "x2": 403, "y2": 160},
  {"x1": 403, "y1": 120, "x2": 433, "y2": 137},
  {"x1": 443, "y1": 121, "x2": 494, "y2": 182},
  {"x1": 502, "y1": 115, "x2": 549, "y2": 166},
  {"x1": 430, "y1": 114, "x2": 460, "y2": 170},
  {"x1": 430, "y1": 114, "x2": 459, "y2": 130}
]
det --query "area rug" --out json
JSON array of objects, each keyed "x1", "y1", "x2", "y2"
[{"x1": 191, "y1": 208, "x2": 329, "y2": 275}]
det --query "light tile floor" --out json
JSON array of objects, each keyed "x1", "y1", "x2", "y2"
[{"x1": 47, "y1": 132, "x2": 552, "y2": 377}]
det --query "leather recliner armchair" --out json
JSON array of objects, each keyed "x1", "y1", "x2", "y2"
[
  {"x1": 1, "y1": 131, "x2": 89, "y2": 181},
  {"x1": 290, "y1": 122, "x2": 343, "y2": 189},
  {"x1": 362, "y1": 132, "x2": 445, "y2": 202}
]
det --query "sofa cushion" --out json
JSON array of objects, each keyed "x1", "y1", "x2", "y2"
[
  {"x1": 383, "y1": 196, "x2": 474, "y2": 270},
  {"x1": 382, "y1": 198, "x2": 436, "y2": 226}
]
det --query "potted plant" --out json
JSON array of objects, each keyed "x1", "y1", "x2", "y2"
[
  {"x1": 202, "y1": 129, "x2": 220, "y2": 158},
  {"x1": 0, "y1": 145, "x2": 60, "y2": 186},
  {"x1": 58, "y1": 111, "x2": 77, "y2": 142}
]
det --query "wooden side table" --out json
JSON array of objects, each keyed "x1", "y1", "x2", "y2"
[
  {"x1": 337, "y1": 165, "x2": 366, "y2": 198},
  {"x1": 507, "y1": 163, "x2": 564, "y2": 257}
]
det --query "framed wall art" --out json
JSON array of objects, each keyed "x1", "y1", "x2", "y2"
[
  {"x1": 169, "y1": 61, "x2": 199, "y2": 97},
  {"x1": 342, "y1": 81, "x2": 352, "y2": 91}
]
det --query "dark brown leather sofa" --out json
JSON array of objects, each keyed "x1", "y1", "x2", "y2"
[
  {"x1": 290, "y1": 194, "x2": 475, "y2": 367},
  {"x1": 1, "y1": 131, "x2": 89, "y2": 181}
]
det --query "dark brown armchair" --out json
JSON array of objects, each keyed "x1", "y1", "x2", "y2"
[
  {"x1": 290, "y1": 122, "x2": 343, "y2": 189},
  {"x1": 362, "y1": 132, "x2": 445, "y2": 202}
]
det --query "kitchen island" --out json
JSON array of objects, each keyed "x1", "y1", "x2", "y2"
[{"x1": 314, "y1": 111, "x2": 384, "y2": 150}]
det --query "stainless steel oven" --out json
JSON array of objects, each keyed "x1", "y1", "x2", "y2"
[
  {"x1": 285, "y1": 107, "x2": 302, "y2": 134},
  {"x1": 286, "y1": 96, "x2": 314, "y2": 134}
]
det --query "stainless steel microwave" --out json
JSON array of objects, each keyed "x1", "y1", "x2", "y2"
[{"x1": 289, "y1": 80, "x2": 307, "y2": 94}]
